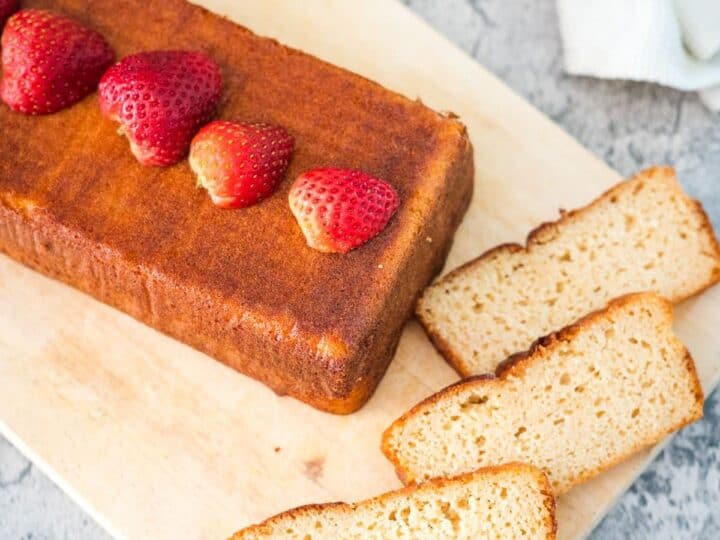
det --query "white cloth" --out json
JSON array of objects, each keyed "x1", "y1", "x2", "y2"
[{"x1": 556, "y1": 0, "x2": 720, "y2": 110}]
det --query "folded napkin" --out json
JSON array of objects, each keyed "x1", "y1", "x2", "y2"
[{"x1": 556, "y1": 0, "x2": 720, "y2": 110}]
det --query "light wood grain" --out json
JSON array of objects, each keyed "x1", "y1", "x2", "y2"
[{"x1": 1, "y1": 1, "x2": 718, "y2": 539}]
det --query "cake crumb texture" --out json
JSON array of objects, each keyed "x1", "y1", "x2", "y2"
[
  {"x1": 385, "y1": 293, "x2": 704, "y2": 493},
  {"x1": 231, "y1": 463, "x2": 556, "y2": 539},
  {"x1": 417, "y1": 166, "x2": 720, "y2": 376}
]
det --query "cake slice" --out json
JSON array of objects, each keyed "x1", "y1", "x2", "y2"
[
  {"x1": 383, "y1": 293, "x2": 704, "y2": 494},
  {"x1": 230, "y1": 463, "x2": 556, "y2": 540},
  {"x1": 417, "y1": 166, "x2": 720, "y2": 376},
  {"x1": 0, "y1": 0, "x2": 473, "y2": 413}
]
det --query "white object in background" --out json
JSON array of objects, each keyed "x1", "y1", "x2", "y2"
[
  {"x1": 675, "y1": 0, "x2": 720, "y2": 60},
  {"x1": 556, "y1": 0, "x2": 720, "y2": 110}
]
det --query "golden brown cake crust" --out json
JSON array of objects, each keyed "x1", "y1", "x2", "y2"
[{"x1": 0, "y1": 0, "x2": 474, "y2": 413}]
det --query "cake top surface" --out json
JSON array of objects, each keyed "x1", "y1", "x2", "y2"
[{"x1": 0, "y1": 0, "x2": 468, "y2": 354}]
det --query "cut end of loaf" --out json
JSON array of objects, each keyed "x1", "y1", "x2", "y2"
[
  {"x1": 416, "y1": 166, "x2": 720, "y2": 377},
  {"x1": 388, "y1": 292, "x2": 704, "y2": 494},
  {"x1": 230, "y1": 462, "x2": 556, "y2": 539}
]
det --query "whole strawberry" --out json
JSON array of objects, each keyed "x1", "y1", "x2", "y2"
[
  {"x1": 1, "y1": 9, "x2": 114, "y2": 114},
  {"x1": 0, "y1": 0, "x2": 18, "y2": 30},
  {"x1": 98, "y1": 50, "x2": 222, "y2": 166},
  {"x1": 189, "y1": 120, "x2": 294, "y2": 208},
  {"x1": 289, "y1": 168, "x2": 400, "y2": 254}
]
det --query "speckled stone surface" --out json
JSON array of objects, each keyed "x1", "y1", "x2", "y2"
[{"x1": 1, "y1": 1, "x2": 718, "y2": 538}]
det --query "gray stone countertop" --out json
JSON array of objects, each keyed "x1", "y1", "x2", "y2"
[{"x1": 1, "y1": 1, "x2": 719, "y2": 538}]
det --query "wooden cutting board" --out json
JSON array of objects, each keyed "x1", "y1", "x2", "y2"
[{"x1": 1, "y1": 1, "x2": 718, "y2": 538}]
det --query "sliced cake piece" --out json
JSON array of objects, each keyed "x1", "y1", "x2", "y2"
[
  {"x1": 230, "y1": 463, "x2": 556, "y2": 540},
  {"x1": 384, "y1": 293, "x2": 704, "y2": 494},
  {"x1": 417, "y1": 166, "x2": 720, "y2": 376}
]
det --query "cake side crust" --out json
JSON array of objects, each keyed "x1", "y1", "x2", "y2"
[{"x1": 0, "y1": 117, "x2": 472, "y2": 414}]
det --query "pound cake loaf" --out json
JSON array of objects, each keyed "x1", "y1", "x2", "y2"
[
  {"x1": 0, "y1": 0, "x2": 473, "y2": 413},
  {"x1": 417, "y1": 166, "x2": 720, "y2": 376},
  {"x1": 383, "y1": 293, "x2": 704, "y2": 493},
  {"x1": 231, "y1": 463, "x2": 556, "y2": 540}
]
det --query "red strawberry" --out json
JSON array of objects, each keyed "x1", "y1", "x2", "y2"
[
  {"x1": 189, "y1": 120, "x2": 294, "y2": 208},
  {"x1": 0, "y1": 0, "x2": 19, "y2": 30},
  {"x1": 98, "y1": 50, "x2": 222, "y2": 167},
  {"x1": 288, "y1": 168, "x2": 400, "y2": 254},
  {"x1": 1, "y1": 9, "x2": 114, "y2": 114}
]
